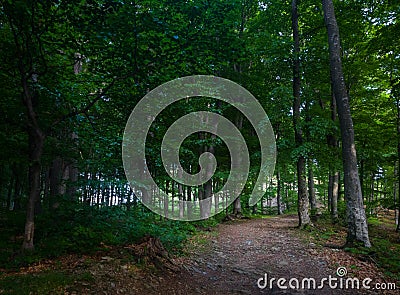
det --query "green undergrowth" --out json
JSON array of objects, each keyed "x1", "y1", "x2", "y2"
[
  {"x1": 304, "y1": 213, "x2": 400, "y2": 281},
  {"x1": 0, "y1": 204, "x2": 222, "y2": 271},
  {"x1": 0, "y1": 271, "x2": 93, "y2": 295},
  {"x1": 348, "y1": 216, "x2": 400, "y2": 281}
]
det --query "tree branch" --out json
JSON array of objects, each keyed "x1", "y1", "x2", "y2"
[{"x1": 51, "y1": 78, "x2": 117, "y2": 128}]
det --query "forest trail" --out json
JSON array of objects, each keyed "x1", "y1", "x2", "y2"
[
  {"x1": 65, "y1": 215, "x2": 391, "y2": 295},
  {"x1": 163, "y1": 215, "x2": 357, "y2": 295}
]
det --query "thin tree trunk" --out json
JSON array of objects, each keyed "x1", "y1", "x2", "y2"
[
  {"x1": 19, "y1": 60, "x2": 45, "y2": 250},
  {"x1": 22, "y1": 124, "x2": 44, "y2": 251},
  {"x1": 305, "y1": 100, "x2": 316, "y2": 220},
  {"x1": 322, "y1": 0, "x2": 371, "y2": 247},
  {"x1": 164, "y1": 180, "x2": 169, "y2": 219},
  {"x1": 308, "y1": 159, "x2": 317, "y2": 220},
  {"x1": 7, "y1": 175, "x2": 14, "y2": 210},
  {"x1": 360, "y1": 157, "x2": 365, "y2": 197},
  {"x1": 292, "y1": 0, "x2": 310, "y2": 227},
  {"x1": 328, "y1": 171, "x2": 332, "y2": 212},
  {"x1": 396, "y1": 86, "x2": 400, "y2": 231},
  {"x1": 187, "y1": 186, "x2": 193, "y2": 219},
  {"x1": 285, "y1": 183, "x2": 290, "y2": 211},
  {"x1": 327, "y1": 90, "x2": 339, "y2": 222},
  {"x1": 370, "y1": 172, "x2": 375, "y2": 215},
  {"x1": 331, "y1": 171, "x2": 339, "y2": 222},
  {"x1": 277, "y1": 169, "x2": 282, "y2": 215},
  {"x1": 201, "y1": 138, "x2": 214, "y2": 219},
  {"x1": 232, "y1": 113, "x2": 243, "y2": 217},
  {"x1": 178, "y1": 181, "x2": 185, "y2": 219},
  {"x1": 11, "y1": 164, "x2": 22, "y2": 210},
  {"x1": 199, "y1": 105, "x2": 219, "y2": 219},
  {"x1": 49, "y1": 157, "x2": 64, "y2": 209}
]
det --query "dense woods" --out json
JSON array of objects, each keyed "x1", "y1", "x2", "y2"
[{"x1": 0, "y1": 0, "x2": 399, "y2": 293}]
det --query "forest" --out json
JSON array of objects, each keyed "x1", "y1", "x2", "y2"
[{"x1": 0, "y1": 0, "x2": 399, "y2": 294}]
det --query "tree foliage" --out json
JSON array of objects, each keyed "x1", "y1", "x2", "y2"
[{"x1": 0, "y1": 0, "x2": 399, "y2": 253}]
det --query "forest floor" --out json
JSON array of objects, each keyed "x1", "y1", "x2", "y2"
[{"x1": 1, "y1": 214, "x2": 398, "y2": 294}]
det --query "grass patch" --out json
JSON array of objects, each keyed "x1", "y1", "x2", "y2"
[
  {"x1": 367, "y1": 217, "x2": 381, "y2": 226},
  {"x1": 182, "y1": 230, "x2": 218, "y2": 255},
  {"x1": 367, "y1": 219, "x2": 400, "y2": 280},
  {"x1": 0, "y1": 271, "x2": 93, "y2": 295},
  {"x1": 306, "y1": 212, "x2": 400, "y2": 281}
]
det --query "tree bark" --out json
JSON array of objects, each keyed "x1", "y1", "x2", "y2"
[
  {"x1": 277, "y1": 169, "x2": 283, "y2": 215},
  {"x1": 233, "y1": 113, "x2": 243, "y2": 217},
  {"x1": 330, "y1": 171, "x2": 339, "y2": 221},
  {"x1": 22, "y1": 114, "x2": 45, "y2": 251},
  {"x1": 308, "y1": 159, "x2": 317, "y2": 220},
  {"x1": 201, "y1": 142, "x2": 214, "y2": 219},
  {"x1": 7, "y1": 1, "x2": 45, "y2": 249},
  {"x1": 395, "y1": 83, "x2": 400, "y2": 231},
  {"x1": 186, "y1": 186, "x2": 193, "y2": 219},
  {"x1": 305, "y1": 101, "x2": 317, "y2": 220},
  {"x1": 292, "y1": 0, "x2": 310, "y2": 227},
  {"x1": 322, "y1": 0, "x2": 371, "y2": 247},
  {"x1": 327, "y1": 89, "x2": 340, "y2": 222},
  {"x1": 49, "y1": 157, "x2": 64, "y2": 208}
]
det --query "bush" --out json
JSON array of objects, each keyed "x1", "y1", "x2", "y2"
[{"x1": 1, "y1": 202, "x2": 220, "y2": 269}]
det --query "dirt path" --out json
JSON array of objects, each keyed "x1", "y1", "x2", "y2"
[
  {"x1": 164, "y1": 215, "x2": 358, "y2": 295},
  {"x1": 65, "y1": 215, "x2": 394, "y2": 294}
]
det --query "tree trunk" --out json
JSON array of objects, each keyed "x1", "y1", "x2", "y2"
[
  {"x1": 22, "y1": 125, "x2": 44, "y2": 251},
  {"x1": 201, "y1": 141, "x2": 214, "y2": 219},
  {"x1": 395, "y1": 84, "x2": 400, "y2": 231},
  {"x1": 322, "y1": 0, "x2": 371, "y2": 247},
  {"x1": 49, "y1": 157, "x2": 64, "y2": 209},
  {"x1": 308, "y1": 159, "x2": 317, "y2": 220},
  {"x1": 178, "y1": 182, "x2": 185, "y2": 219},
  {"x1": 200, "y1": 182, "x2": 212, "y2": 219},
  {"x1": 327, "y1": 172, "x2": 332, "y2": 212},
  {"x1": 292, "y1": 0, "x2": 310, "y2": 228},
  {"x1": 330, "y1": 171, "x2": 339, "y2": 222},
  {"x1": 7, "y1": 175, "x2": 14, "y2": 210},
  {"x1": 187, "y1": 186, "x2": 193, "y2": 219},
  {"x1": 327, "y1": 89, "x2": 340, "y2": 222},
  {"x1": 10, "y1": 164, "x2": 22, "y2": 211},
  {"x1": 233, "y1": 197, "x2": 242, "y2": 217},
  {"x1": 199, "y1": 104, "x2": 220, "y2": 219},
  {"x1": 277, "y1": 169, "x2": 283, "y2": 215},
  {"x1": 18, "y1": 51, "x2": 46, "y2": 250},
  {"x1": 66, "y1": 161, "x2": 79, "y2": 199}
]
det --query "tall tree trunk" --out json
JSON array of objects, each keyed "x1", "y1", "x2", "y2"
[
  {"x1": 322, "y1": 0, "x2": 371, "y2": 247},
  {"x1": 201, "y1": 137, "x2": 214, "y2": 219},
  {"x1": 178, "y1": 181, "x2": 185, "y2": 219},
  {"x1": 18, "y1": 53, "x2": 45, "y2": 250},
  {"x1": 308, "y1": 159, "x2": 317, "y2": 220},
  {"x1": 277, "y1": 169, "x2": 283, "y2": 215},
  {"x1": 233, "y1": 114, "x2": 243, "y2": 217},
  {"x1": 49, "y1": 157, "x2": 64, "y2": 209},
  {"x1": 11, "y1": 164, "x2": 23, "y2": 211},
  {"x1": 292, "y1": 0, "x2": 310, "y2": 227},
  {"x1": 187, "y1": 186, "x2": 193, "y2": 219},
  {"x1": 395, "y1": 84, "x2": 400, "y2": 231},
  {"x1": 7, "y1": 175, "x2": 14, "y2": 210},
  {"x1": 327, "y1": 172, "x2": 332, "y2": 212},
  {"x1": 22, "y1": 116, "x2": 45, "y2": 251},
  {"x1": 330, "y1": 172, "x2": 339, "y2": 222},
  {"x1": 305, "y1": 100, "x2": 316, "y2": 220},
  {"x1": 370, "y1": 172, "x2": 375, "y2": 215},
  {"x1": 328, "y1": 91, "x2": 339, "y2": 222}
]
